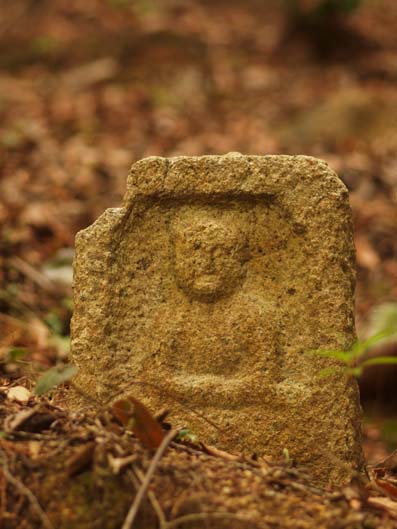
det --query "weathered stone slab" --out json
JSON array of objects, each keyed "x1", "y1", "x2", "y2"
[{"x1": 71, "y1": 153, "x2": 364, "y2": 486}]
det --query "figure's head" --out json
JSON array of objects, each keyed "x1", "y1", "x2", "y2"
[{"x1": 170, "y1": 207, "x2": 250, "y2": 301}]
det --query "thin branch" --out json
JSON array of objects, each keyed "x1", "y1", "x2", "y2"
[
  {"x1": 9, "y1": 256, "x2": 59, "y2": 293},
  {"x1": 134, "y1": 467, "x2": 167, "y2": 529},
  {"x1": 165, "y1": 511, "x2": 258, "y2": 529},
  {"x1": 121, "y1": 428, "x2": 178, "y2": 529},
  {"x1": 0, "y1": 466, "x2": 7, "y2": 522},
  {"x1": 0, "y1": 451, "x2": 54, "y2": 529}
]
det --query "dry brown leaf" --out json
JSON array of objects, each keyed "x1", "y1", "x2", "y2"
[
  {"x1": 355, "y1": 235, "x2": 380, "y2": 270},
  {"x1": 111, "y1": 396, "x2": 165, "y2": 450},
  {"x1": 367, "y1": 449, "x2": 397, "y2": 500}
]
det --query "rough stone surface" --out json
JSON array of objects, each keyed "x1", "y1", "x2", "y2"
[{"x1": 71, "y1": 153, "x2": 364, "y2": 486}]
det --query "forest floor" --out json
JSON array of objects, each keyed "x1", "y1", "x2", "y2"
[
  {"x1": 1, "y1": 388, "x2": 397, "y2": 529},
  {"x1": 0, "y1": 0, "x2": 397, "y2": 527}
]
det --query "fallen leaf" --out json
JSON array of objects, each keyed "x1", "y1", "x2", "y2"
[
  {"x1": 355, "y1": 235, "x2": 380, "y2": 271},
  {"x1": 6, "y1": 407, "x2": 56, "y2": 433},
  {"x1": 111, "y1": 396, "x2": 165, "y2": 449},
  {"x1": 34, "y1": 364, "x2": 77, "y2": 395},
  {"x1": 367, "y1": 449, "x2": 397, "y2": 500},
  {"x1": 60, "y1": 58, "x2": 118, "y2": 91},
  {"x1": 6, "y1": 408, "x2": 38, "y2": 432}
]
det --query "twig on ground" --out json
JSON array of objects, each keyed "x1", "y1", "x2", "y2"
[
  {"x1": 170, "y1": 441, "x2": 264, "y2": 474},
  {"x1": 0, "y1": 449, "x2": 54, "y2": 529},
  {"x1": 121, "y1": 428, "x2": 178, "y2": 529},
  {"x1": 9, "y1": 257, "x2": 59, "y2": 294},
  {"x1": 0, "y1": 466, "x2": 7, "y2": 522},
  {"x1": 201, "y1": 443, "x2": 239, "y2": 461},
  {"x1": 165, "y1": 511, "x2": 258, "y2": 529},
  {"x1": 128, "y1": 463, "x2": 253, "y2": 529},
  {"x1": 134, "y1": 467, "x2": 167, "y2": 529},
  {"x1": 0, "y1": 313, "x2": 32, "y2": 328}
]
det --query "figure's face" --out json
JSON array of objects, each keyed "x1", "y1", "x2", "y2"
[{"x1": 171, "y1": 211, "x2": 249, "y2": 301}]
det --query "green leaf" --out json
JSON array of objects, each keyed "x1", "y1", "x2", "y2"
[
  {"x1": 50, "y1": 335, "x2": 70, "y2": 356},
  {"x1": 346, "y1": 366, "x2": 363, "y2": 377},
  {"x1": 307, "y1": 349, "x2": 351, "y2": 362},
  {"x1": 176, "y1": 428, "x2": 198, "y2": 444},
  {"x1": 34, "y1": 364, "x2": 77, "y2": 396},
  {"x1": 351, "y1": 330, "x2": 393, "y2": 357},
  {"x1": 44, "y1": 312, "x2": 63, "y2": 335},
  {"x1": 309, "y1": 329, "x2": 396, "y2": 368},
  {"x1": 8, "y1": 347, "x2": 28, "y2": 362},
  {"x1": 360, "y1": 356, "x2": 397, "y2": 368}
]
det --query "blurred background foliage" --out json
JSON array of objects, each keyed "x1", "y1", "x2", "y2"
[
  {"x1": 0, "y1": 0, "x2": 396, "y2": 459},
  {"x1": 284, "y1": 0, "x2": 362, "y2": 17}
]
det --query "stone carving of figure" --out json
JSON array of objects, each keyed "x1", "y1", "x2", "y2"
[{"x1": 143, "y1": 205, "x2": 281, "y2": 403}]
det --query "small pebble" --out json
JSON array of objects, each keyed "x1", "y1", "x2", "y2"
[{"x1": 7, "y1": 386, "x2": 32, "y2": 404}]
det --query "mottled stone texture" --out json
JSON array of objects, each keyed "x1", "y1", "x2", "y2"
[{"x1": 71, "y1": 154, "x2": 364, "y2": 486}]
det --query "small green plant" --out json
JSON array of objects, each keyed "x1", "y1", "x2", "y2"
[
  {"x1": 310, "y1": 302, "x2": 397, "y2": 377},
  {"x1": 176, "y1": 428, "x2": 198, "y2": 444},
  {"x1": 311, "y1": 330, "x2": 397, "y2": 377}
]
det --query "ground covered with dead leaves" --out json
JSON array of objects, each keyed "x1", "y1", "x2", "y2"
[
  {"x1": 0, "y1": 388, "x2": 397, "y2": 529},
  {"x1": 1, "y1": 0, "x2": 397, "y2": 527}
]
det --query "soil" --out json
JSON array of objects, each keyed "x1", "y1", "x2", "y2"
[{"x1": 0, "y1": 388, "x2": 397, "y2": 529}]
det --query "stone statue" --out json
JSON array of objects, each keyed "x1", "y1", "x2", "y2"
[{"x1": 71, "y1": 153, "x2": 364, "y2": 486}]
